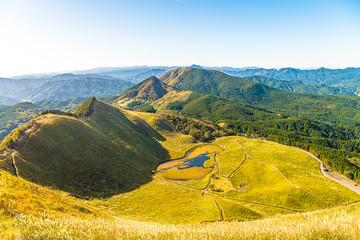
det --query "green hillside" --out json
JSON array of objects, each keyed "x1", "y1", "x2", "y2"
[
  {"x1": 160, "y1": 67, "x2": 360, "y2": 126},
  {"x1": 1, "y1": 130, "x2": 360, "y2": 237},
  {"x1": 244, "y1": 75, "x2": 355, "y2": 96},
  {"x1": 112, "y1": 76, "x2": 175, "y2": 109},
  {"x1": 0, "y1": 99, "x2": 172, "y2": 197}
]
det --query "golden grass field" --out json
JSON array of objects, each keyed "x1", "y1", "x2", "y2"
[{"x1": 1, "y1": 107, "x2": 360, "y2": 239}]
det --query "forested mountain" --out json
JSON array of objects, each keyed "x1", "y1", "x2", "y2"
[
  {"x1": 35, "y1": 97, "x2": 88, "y2": 111},
  {"x1": 0, "y1": 102, "x2": 43, "y2": 140},
  {"x1": 30, "y1": 77, "x2": 134, "y2": 102},
  {"x1": 244, "y1": 76, "x2": 355, "y2": 96},
  {"x1": 218, "y1": 67, "x2": 360, "y2": 95},
  {"x1": 123, "y1": 69, "x2": 173, "y2": 83},
  {"x1": 160, "y1": 67, "x2": 360, "y2": 126},
  {"x1": 221, "y1": 67, "x2": 360, "y2": 83}
]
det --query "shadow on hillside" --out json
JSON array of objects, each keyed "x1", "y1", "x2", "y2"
[{"x1": 9, "y1": 103, "x2": 172, "y2": 199}]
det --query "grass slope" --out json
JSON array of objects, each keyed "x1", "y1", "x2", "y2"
[
  {"x1": 89, "y1": 135, "x2": 359, "y2": 224},
  {"x1": 112, "y1": 76, "x2": 176, "y2": 110},
  {"x1": 5, "y1": 100, "x2": 171, "y2": 197},
  {"x1": 1, "y1": 165, "x2": 360, "y2": 239}
]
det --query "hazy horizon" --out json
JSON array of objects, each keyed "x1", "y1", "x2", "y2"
[{"x1": 6, "y1": 65, "x2": 360, "y2": 79}]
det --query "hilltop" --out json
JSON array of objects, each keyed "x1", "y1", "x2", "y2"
[
  {"x1": 0, "y1": 98, "x2": 173, "y2": 197},
  {"x1": 112, "y1": 76, "x2": 177, "y2": 110}
]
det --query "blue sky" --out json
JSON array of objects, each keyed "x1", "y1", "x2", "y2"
[{"x1": 0, "y1": 0, "x2": 359, "y2": 76}]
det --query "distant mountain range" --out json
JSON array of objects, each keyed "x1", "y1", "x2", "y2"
[
  {"x1": 243, "y1": 75, "x2": 355, "y2": 96},
  {"x1": 219, "y1": 67, "x2": 360, "y2": 95},
  {"x1": 0, "y1": 74, "x2": 134, "y2": 105},
  {"x1": 4, "y1": 65, "x2": 360, "y2": 107}
]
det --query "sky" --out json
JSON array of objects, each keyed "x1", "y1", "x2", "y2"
[{"x1": 0, "y1": 0, "x2": 360, "y2": 77}]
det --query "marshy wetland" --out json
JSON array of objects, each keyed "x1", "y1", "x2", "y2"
[{"x1": 155, "y1": 145, "x2": 222, "y2": 180}]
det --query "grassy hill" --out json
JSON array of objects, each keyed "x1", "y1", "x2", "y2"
[
  {"x1": 112, "y1": 76, "x2": 176, "y2": 111},
  {"x1": 160, "y1": 67, "x2": 360, "y2": 126},
  {"x1": 0, "y1": 97, "x2": 98, "y2": 142},
  {"x1": 0, "y1": 99, "x2": 173, "y2": 197}
]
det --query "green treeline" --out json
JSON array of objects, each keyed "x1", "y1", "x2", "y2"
[{"x1": 163, "y1": 114, "x2": 230, "y2": 142}]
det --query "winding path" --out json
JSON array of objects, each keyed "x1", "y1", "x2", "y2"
[
  {"x1": 227, "y1": 142, "x2": 247, "y2": 179},
  {"x1": 201, "y1": 191, "x2": 225, "y2": 223},
  {"x1": 235, "y1": 141, "x2": 334, "y2": 206},
  {"x1": 298, "y1": 149, "x2": 360, "y2": 195}
]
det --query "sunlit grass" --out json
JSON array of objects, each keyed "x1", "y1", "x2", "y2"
[
  {"x1": 15, "y1": 202, "x2": 360, "y2": 240},
  {"x1": 2, "y1": 108, "x2": 360, "y2": 239}
]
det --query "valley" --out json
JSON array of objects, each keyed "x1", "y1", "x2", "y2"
[{"x1": 2, "y1": 68, "x2": 360, "y2": 239}]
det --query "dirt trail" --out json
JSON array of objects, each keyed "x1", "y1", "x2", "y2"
[
  {"x1": 253, "y1": 137, "x2": 360, "y2": 196},
  {"x1": 299, "y1": 149, "x2": 360, "y2": 195},
  {"x1": 227, "y1": 141, "x2": 247, "y2": 179},
  {"x1": 200, "y1": 152, "x2": 225, "y2": 222},
  {"x1": 11, "y1": 151, "x2": 19, "y2": 177},
  {"x1": 156, "y1": 175, "x2": 301, "y2": 213},
  {"x1": 201, "y1": 192, "x2": 225, "y2": 223},
  {"x1": 155, "y1": 148, "x2": 303, "y2": 217}
]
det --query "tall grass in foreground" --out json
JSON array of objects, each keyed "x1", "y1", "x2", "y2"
[{"x1": 16, "y1": 207, "x2": 360, "y2": 240}]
